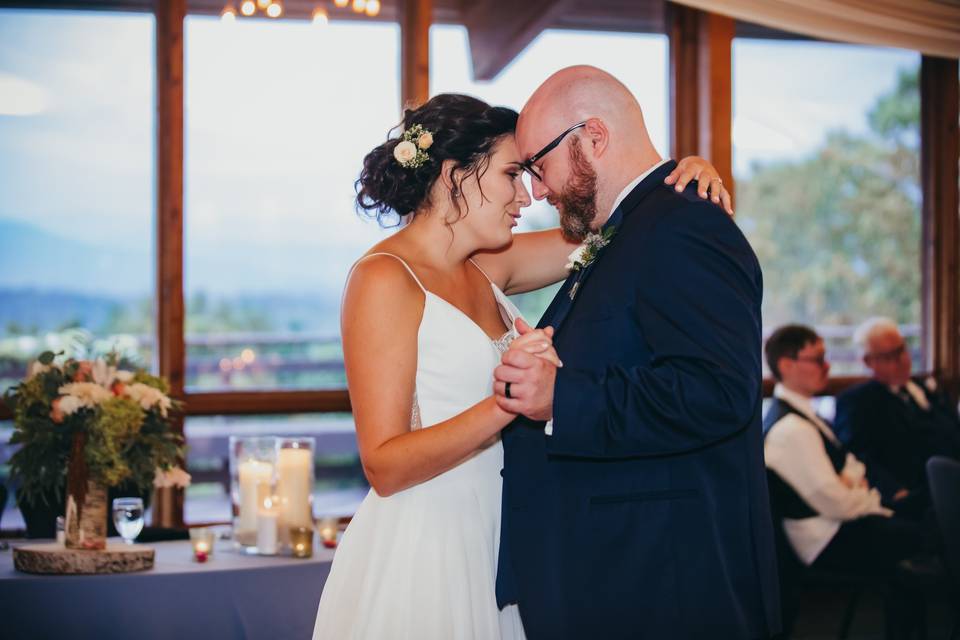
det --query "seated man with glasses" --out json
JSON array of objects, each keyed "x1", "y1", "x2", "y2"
[
  {"x1": 835, "y1": 317, "x2": 960, "y2": 512},
  {"x1": 763, "y1": 325, "x2": 924, "y2": 637}
]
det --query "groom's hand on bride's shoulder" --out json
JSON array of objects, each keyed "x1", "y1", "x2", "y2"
[{"x1": 493, "y1": 342, "x2": 557, "y2": 422}]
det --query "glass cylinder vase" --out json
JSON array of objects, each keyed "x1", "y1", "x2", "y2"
[
  {"x1": 275, "y1": 437, "x2": 315, "y2": 550},
  {"x1": 229, "y1": 436, "x2": 277, "y2": 552}
]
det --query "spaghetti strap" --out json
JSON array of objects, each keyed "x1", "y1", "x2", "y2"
[
  {"x1": 467, "y1": 258, "x2": 494, "y2": 285},
  {"x1": 354, "y1": 252, "x2": 427, "y2": 293}
]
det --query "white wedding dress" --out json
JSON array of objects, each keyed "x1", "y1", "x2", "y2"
[{"x1": 313, "y1": 253, "x2": 527, "y2": 640}]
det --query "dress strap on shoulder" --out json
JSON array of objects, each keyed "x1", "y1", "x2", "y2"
[
  {"x1": 356, "y1": 252, "x2": 427, "y2": 293},
  {"x1": 467, "y1": 258, "x2": 494, "y2": 285}
]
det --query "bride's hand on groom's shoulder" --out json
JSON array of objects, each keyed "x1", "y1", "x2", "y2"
[{"x1": 664, "y1": 156, "x2": 734, "y2": 216}]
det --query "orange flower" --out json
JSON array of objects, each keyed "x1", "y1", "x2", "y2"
[
  {"x1": 50, "y1": 398, "x2": 65, "y2": 424},
  {"x1": 111, "y1": 381, "x2": 126, "y2": 397},
  {"x1": 74, "y1": 361, "x2": 93, "y2": 382}
]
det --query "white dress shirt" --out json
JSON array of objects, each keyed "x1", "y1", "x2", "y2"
[
  {"x1": 545, "y1": 159, "x2": 669, "y2": 437},
  {"x1": 764, "y1": 384, "x2": 892, "y2": 565},
  {"x1": 890, "y1": 379, "x2": 931, "y2": 411}
]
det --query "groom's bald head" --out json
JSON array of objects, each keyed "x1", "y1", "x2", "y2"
[
  {"x1": 517, "y1": 65, "x2": 653, "y2": 162},
  {"x1": 516, "y1": 66, "x2": 661, "y2": 237}
]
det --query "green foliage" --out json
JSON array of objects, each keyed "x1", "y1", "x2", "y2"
[
  {"x1": 736, "y1": 66, "x2": 921, "y2": 329},
  {"x1": 868, "y1": 68, "x2": 920, "y2": 144}
]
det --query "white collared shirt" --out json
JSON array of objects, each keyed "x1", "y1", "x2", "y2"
[
  {"x1": 764, "y1": 384, "x2": 892, "y2": 565},
  {"x1": 889, "y1": 379, "x2": 932, "y2": 411},
  {"x1": 544, "y1": 158, "x2": 669, "y2": 437},
  {"x1": 602, "y1": 158, "x2": 670, "y2": 227}
]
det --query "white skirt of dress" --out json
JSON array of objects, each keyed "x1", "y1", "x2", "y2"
[{"x1": 312, "y1": 444, "x2": 525, "y2": 640}]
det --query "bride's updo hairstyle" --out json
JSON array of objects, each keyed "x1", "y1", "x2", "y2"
[{"x1": 356, "y1": 93, "x2": 519, "y2": 226}]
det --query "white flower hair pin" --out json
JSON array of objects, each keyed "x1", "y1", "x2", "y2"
[
  {"x1": 565, "y1": 226, "x2": 616, "y2": 300},
  {"x1": 394, "y1": 124, "x2": 434, "y2": 169}
]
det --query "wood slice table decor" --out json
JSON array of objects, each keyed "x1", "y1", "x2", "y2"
[{"x1": 13, "y1": 542, "x2": 155, "y2": 575}]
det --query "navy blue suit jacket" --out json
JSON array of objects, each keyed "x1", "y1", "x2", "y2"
[
  {"x1": 496, "y1": 161, "x2": 781, "y2": 639},
  {"x1": 835, "y1": 378, "x2": 960, "y2": 495}
]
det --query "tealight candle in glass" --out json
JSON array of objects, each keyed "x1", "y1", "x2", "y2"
[
  {"x1": 317, "y1": 516, "x2": 338, "y2": 549},
  {"x1": 290, "y1": 525, "x2": 313, "y2": 558},
  {"x1": 190, "y1": 527, "x2": 216, "y2": 562}
]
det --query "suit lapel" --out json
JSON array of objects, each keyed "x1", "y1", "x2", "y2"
[{"x1": 536, "y1": 160, "x2": 678, "y2": 333}]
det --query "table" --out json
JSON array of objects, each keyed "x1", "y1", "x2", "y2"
[{"x1": 0, "y1": 538, "x2": 333, "y2": 640}]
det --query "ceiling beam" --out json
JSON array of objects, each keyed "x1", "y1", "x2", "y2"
[{"x1": 463, "y1": 0, "x2": 576, "y2": 82}]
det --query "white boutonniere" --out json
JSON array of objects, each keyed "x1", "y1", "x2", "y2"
[
  {"x1": 566, "y1": 227, "x2": 616, "y2": 272},
  {"x1": 565, "y1": 227, "x2": 616, "y2": 299}
]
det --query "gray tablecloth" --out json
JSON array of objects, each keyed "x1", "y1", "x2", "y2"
[{"x1": 0, "y1": 538, "x2": 333, "y2": 640}]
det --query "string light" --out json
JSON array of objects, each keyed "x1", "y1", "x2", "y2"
[
  {"x1": 312, "y1": 7, "x2": 329, "y2": 25},
  {"x1": 226, "y1": 0, "x2": 379, "y2": 23}
]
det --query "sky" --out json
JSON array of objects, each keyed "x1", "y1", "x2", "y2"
[{"x1": 0, "y1": 9, "x2": 919, "y2": 298}]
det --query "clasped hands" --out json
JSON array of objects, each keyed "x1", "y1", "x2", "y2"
[{"x1": 493, "y1": 318, "x2": 559, "y2": 422}]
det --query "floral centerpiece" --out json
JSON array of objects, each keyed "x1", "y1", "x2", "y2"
[{"x1": 4, "y1": 351, "x2": 186, "y2": 548}]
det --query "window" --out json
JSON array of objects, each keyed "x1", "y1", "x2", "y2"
[
  {"x1": 184, "y1": 17, "x2": 401, "y2": 391},
  {"x1": 732, "y1": 38, "x2": 921, "y2": 375},
  {"x1": 430, "y1": 26, "x2": 669, "y2": 322},
  {"x1": 0, "y1": 10, "x2": 156, "y2": 392}
]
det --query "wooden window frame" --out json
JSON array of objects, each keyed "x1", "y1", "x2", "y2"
[{"x1": 1, "y1": 1, "x2": 956, "y2": 528}]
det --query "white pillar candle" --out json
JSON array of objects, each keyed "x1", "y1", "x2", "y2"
[
  {"x1": 256, "y1": 508, "x2": 278, "y2": 555},
  {"x1": 238, "y1": 459, "x2": 273, "y2": 536},
  {"x1": 276, "y1": 447, "x2": 313, "y2": 528}
]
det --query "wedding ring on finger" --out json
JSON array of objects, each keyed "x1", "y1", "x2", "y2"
[{"x1": 505, "y1": 382, "x2": 512, "y2": 399}]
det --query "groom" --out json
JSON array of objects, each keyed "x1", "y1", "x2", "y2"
[{"x1": 493, "y1": 66, "x2": 781, "y2": 639}]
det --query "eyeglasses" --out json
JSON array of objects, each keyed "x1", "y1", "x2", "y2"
[
  {"x1": 867, "y1": 343, "x2": 906, "y2": 362},
  {"x1": 520, "y1": 121, "x2": 587, "y2": 182},
  {"x1": 793, "y1": 354, "x2": 828, "y2": 367}
]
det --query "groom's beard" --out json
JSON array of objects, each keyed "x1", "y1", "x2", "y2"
[{"x1": 550, "y1": 138, "x2": 598, "y2": 243}]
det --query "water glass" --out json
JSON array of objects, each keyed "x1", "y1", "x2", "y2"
[{"x1": 112, "y1": 497, "x2": 144, "y2": 545}]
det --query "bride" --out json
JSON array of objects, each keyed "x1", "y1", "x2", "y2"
[{"x1": 313, "y1": 93, "x2": 728, "y2": 639}]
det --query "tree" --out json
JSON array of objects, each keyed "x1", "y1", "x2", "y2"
[{"x1": 736, "y1": 67, "x2": 921, "y2": 330}]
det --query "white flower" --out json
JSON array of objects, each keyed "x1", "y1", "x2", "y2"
[
  {"x1": 154, "y1": 466, "x2": 191, "y2": 489},
  {"x1": 565, "y1": 244, "x2": 587, "y2": 271},
  {"x1": 124, "y1": 383, "x2": 173, "y2": 417},
  {"x1": 91, "y1": 359, "x2": 119, "y2": 388},
  {"x1": 393, "y1": 140, "x2": 417, "y2": 165},
  {"x1": 115, "y1": 370, "x2": 135, "y2": 383},
  {"x1": 417, "y1": 132, "x2": 433, "y2": 149},
  {"x1": 58, "y1": 382, "x2": 113, "y2": 412},
  {"x1": 58, "y1": 395, "x2": 84, "y2": 416}
]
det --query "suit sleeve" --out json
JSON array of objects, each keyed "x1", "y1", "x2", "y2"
[
  {"x1": 836, "y1": 391, "x2": 909, "y2": 497},
  {"x1": 546, "y1": 204, "x2": 763, "y2": 459}
]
